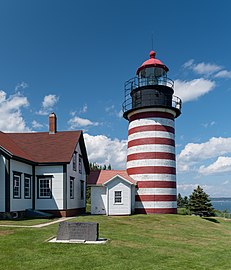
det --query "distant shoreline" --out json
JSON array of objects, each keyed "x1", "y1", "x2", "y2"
[{"x1": 211, "y1": 198, "x2": 231, "y2": 201}]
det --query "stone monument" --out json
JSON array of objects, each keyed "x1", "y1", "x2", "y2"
[{"x1": 57, "y1": 222, "x2": 99, "y2": 241}]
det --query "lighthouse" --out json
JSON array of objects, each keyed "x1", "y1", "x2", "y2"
[{"x1": 123, "y1": 50, "x2": 181, "y2": 214}]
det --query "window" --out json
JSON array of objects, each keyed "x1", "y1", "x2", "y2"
[
  {"x1": 114, "y1": 191, "x2": 122, "y2": 204},
  {"x1": 70, "y1": 177, "x2": 74, "y2": 199},
  {"x1": 79, "y1": 155, "x2": 82, "y2": 174},
  {"x1": 24, "y1": 175, "x2": 31, "y2": 199},
  {"x1": 73, "y1": 152, "x2": 77, "y2": 171},
  {"x1": 38, "y1": 177, "x2": 52, "y2": 199},
  {"x1": 13, "y1": 172, "x2": 21, "y2": 199},
  {"x1": 80, "y1": 180, "x2": 84, "y2": 200}
]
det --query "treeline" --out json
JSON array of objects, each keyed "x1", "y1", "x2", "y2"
[{"x1": 89, "y1": 162, "x2": 112, "y2": 171}]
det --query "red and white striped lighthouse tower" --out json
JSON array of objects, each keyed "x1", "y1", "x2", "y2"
[{"x1": 123, "y1": 50, "x2": 182, "y2": 214}]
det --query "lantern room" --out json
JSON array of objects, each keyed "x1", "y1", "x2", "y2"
[
  {"x1": 136, "y1": 50, "x2": 168, "y2": 80},
  {"x1": 122, "y1": 50, "x2": 182, "y2": 119}
]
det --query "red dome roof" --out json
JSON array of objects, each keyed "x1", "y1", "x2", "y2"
[{"x1": 136, "y1": 50, "x2": 169, "y2": 75}]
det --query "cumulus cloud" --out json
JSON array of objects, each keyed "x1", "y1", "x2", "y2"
[
  {"x1": 31, "y1": 120, "x2": 43, "y2": 129},
  {"x1": 68, "y1": 116, "x2": 99, "y2": 129},
  {"x1": 174, "y1": 78, "x2": 215, "y2": 102},
  {"x1": 105, "y1": 104, "x2": 123, "y2": 118},
  {"x1": 0, "y1": 90, "x2": 30, "y2": 132},
  {"x1": 201, "y1": 121, "x2": 216, "y2": 128},
  {"x1": 177, "y1": 137, "x2": 231, "y2": 173},
  {"x1": 214, "y1": 70, "x2": 231, "y2": 79},
  {"x1": 37, "y1": 94, "x2": 59, "y2": 115},
  {"x1": 183, "y1": 59, "x2": 222, "y2": 76},
  {"x1": 84, "y1": 133, "x2": 127, "y2": 169},
  {"x1": 199, "y1": 156, "x2": 231, "y2": 175},
  {"x1": 15, "y1": 81, "x2": 29, "y2": 92},
  {"x1": 79, "y1": 104, "x2": 88, "y2": 114}
]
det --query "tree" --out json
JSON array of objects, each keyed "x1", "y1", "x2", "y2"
[
  {"x1": 183, "y1": 196, "x2": 189, "y2": 208},
  {"x1": 188, "y1": 185, "x2": 214, "y2": 216},
  {"x1": 177, "y1": 193, "x2": 184, "y2": 208},
  {"x1": 87, "y1": 162, "x2": 112, "y2": 205},
  {"x1": 89, "y1": 162, "x2": 112, "y2": 171},
  {"x1": 177, "y1": 193, "x2": 189, "y2": 208}
]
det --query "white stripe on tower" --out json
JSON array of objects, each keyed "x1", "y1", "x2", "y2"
[{"x1": 127, "y1": 109, "x2": 177, "y2": 214}]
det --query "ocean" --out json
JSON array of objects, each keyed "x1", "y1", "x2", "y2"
[{"x1": 211, "y1": 199, "x2": 231, "y2": 213}]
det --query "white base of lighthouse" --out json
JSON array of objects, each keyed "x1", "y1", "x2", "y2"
[{"x1": 127, "y1": 108, "x2": 177, "y2": 214}]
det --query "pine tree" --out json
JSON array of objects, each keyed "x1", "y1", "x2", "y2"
[
  {"x1": 177, "y1": 193, "x2": 184, "y2": 208},
  {"x1": 107, "y1": 164, "x2": 112, "y2": 170},
  {"x1": 188, "y1": 185, "x2": 214, "y2": 216},
  {"x1": 183, "y1": 196, "x2": 189, "y2": 208}
]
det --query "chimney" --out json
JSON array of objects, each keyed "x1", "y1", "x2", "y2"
[{"x1": 49, "y1": 112, "x2": 57, "y2": 134}]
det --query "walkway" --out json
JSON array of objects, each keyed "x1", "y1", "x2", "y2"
[{"x1": 0, "y1": 216, "x2": 75, "y2": 228}]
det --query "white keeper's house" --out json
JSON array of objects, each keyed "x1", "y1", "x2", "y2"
[{"x1": 0, "y1": 113, "x2": 90, "y2": 217}]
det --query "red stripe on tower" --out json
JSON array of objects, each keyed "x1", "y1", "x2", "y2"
[
  {"x1": 127, "y1": 166, "x2": 176, "y2": 175},
  {"x1": 127, "y1": 152, "x2": 176, "y2": 161},
  {"x1": 135, "y1": 195, "x2": 177, "y2": 202},
  {"x1": 137, "y1": 181, "x2": 176, "y2": 188},
  {"x1": 135, "y1": 208, "x2": 177, "y2": 214},
  {"x1": 128, "y1": 138, "x2": 175, "y2": 148},
  {"x1": 128, "y1": 125, "x2": 175, "y2": 135}
]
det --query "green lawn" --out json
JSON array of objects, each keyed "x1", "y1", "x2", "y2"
[
  {"x1": 0, "y1": 217, "x2": 58, "y2": 226},
  {"x1": 0, "y1": 214, "x2": 231, "y2": 269}
]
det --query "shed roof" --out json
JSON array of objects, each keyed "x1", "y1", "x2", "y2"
[{"x1": 88, "y1": 170, "x2": 136, "y2": 186}]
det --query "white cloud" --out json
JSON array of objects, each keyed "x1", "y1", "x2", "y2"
[
  {"x1": 174, "y1": 78, "x2": 215, "y2": 102},
  {"x1": 214, "y1": 70, "x2": 231, "y2": 79},
  {"x1": 201, "y1": 121, "x2": 216, "y2": 128},
  {"x1": 79, "y1": 104, "x2": 88, "y2": 114},
  {"x1": 192, "y1": 62, "x2": 222, "y2": 75},
  {"x1": 199, "y1": 156, "x2": 231, "y2": 175},
  {"x1": 68, "y1": 116, "x2": 99, "y2": 129},
  {"x1": 177, "y1": 137, "x2": 231, "y2": 173},
  {"x1": 84, "y1": 133, "x2": 127, "y2": 169},
  {"x1": 37, "y1": 94, "x2": 59, "y2": 115},
  {"x1": 15, "y1": 81, "x2": 29, "y2": 92},
  {"x1": 117, "y1": 109, "x2": 123, "y2": 118},
  {"x1": 0, "y1": 90, "x2": 30, "y2": 132},
  {"x1": 31, "y1": 120, "x2": 43, "y2": 129},
  {"x1": 105, "y1": 105, "x2": 115, "y2": 112},
  {"x1": 183, "y1": 59, "x2": 222, "y2": 75},
  {"x1": 177, "y1": 183, "x2": 200, "y2": 193},
  {"x1": 183, "y1": 59, "x2": 194, "y2": 69},
  {"x1": 105, "y1": 104, "x2": 123, "y2": 118}
]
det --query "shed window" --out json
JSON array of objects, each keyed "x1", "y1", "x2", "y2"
[{"x1": 114, "y1": 191, "x2": 122, "y2": 204}]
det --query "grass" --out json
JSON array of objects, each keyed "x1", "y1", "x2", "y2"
[
  {"x1": 0, "y1": 217, "x2": 58, "y2": 226},
  {"x1": 0, "y1": 214, "x2": 231, "y2": 269}
]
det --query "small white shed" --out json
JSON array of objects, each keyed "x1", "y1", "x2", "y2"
[{"x1": 88, "y1": 170, "x2": 136, "y2": 215}]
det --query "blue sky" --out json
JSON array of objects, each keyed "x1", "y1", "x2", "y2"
[{"x1": 1, "y1": 0, "x2": 231, "y2": 197}]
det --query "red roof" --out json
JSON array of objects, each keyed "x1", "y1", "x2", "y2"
[
  {"x1": 88, "y1": 170, "x2": 136, "y2": 185},
  {"x1": 0, "y1": 131, "x2": 89, "y2": 172},
  {"x1": 136, "y1": 50, "x2": 169, "y2": 75}
]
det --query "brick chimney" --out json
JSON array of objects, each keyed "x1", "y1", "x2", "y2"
[{"x1": 49, "y1": 112, "x2": 57, "y2": 134}]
